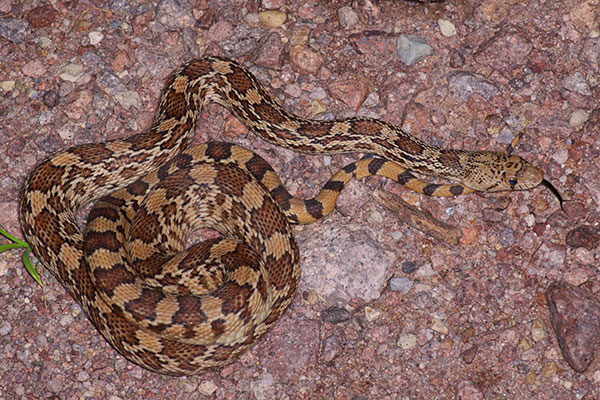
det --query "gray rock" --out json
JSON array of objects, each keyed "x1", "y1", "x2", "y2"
[
  {"x1": 297, "y1": 223, "x2": 396, "y2": 305},
  {"x1": 250, "y1": 372, "x2": 274, "y2": 400},
  {"x1": 96, "y1": 70, "x2": 127, "y2": 96},
  {"x1": 401, "y1": 261, "x2": 416, "y2": 274},
  {"x1": 499, "y1": 226, "x2": 515, "y2": 247},
  {"x1": 581, "y1": 37, "x2": 600, "y2": 73},
  {"x1": 0, "y1": 320, "x2": 11, "y2": 336},
  {"x1": 220, "y1": 24, "x2": 263, "y2": 58},
  {"x1": 156, "y1": 0, "x2": 195, "y2": 29},
  {"x1": 338, "y1": 6, "x2": 359, "y2": 29},
  {"x1": 321, "y1": 306, "x2": 352, "y2": 323},
  {"x1": 396, "y1": 34, "x2": 432, "y2": 66},
  {"x1": 0, "y1": 18, "x2": 31, "y2": 44},
  {"x1": 562, "y1": 72, "x2": 591, "y2": 96},
  {"x1": 108, "y1": 0, "x2": 132, "y2": 14},
  {"x1": 390, "y1": 276, "x2": 413, "y2": 294},
  {"x1": 447, "y1": 71, "x2": 500, "y2": 101},
  {"x1": 570, "y1": 110, "x2": 590, "y2": 127}
]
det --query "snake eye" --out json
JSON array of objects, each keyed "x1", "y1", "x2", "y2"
[{"x1": 508, "y1": 178, "x2": 518, "y2": 188}]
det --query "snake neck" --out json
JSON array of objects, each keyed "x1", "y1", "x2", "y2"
[
  {"x1": 186, "y1": 57, "x2": 540, "y2": 193},
  {"x1": 180, "y1": 57, "x2": 486, "y2": 185}
]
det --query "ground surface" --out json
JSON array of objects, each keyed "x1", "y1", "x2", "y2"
[{"x1": 1, "y1": 0, "x2": 599, "y2": 399}]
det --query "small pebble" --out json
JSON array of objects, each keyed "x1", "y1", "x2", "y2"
[
  {"x1": 198, "y1": 381, "x2": 218, "y2": 396},
  {"x1": 552, "y1": 148, "x2": 569, "y2": 165},
  {"x1": 438, "y1": 19, "x2": 457, "y2": 37},
  {"x1": 566, "y1": 225, "x2": 600, "y2": 250},
  {"x1": 14, "y1": 385, "x2": 24, "y2": 396},
  {"x1": 306, "y1": 289, "x2": 319, "y2": 305},
  {"x1": 39, "y1": 36, "x2": 52, "y2": 48},
  {"x1": 364, "y1": 306, "x2": 381, "y2": 322},
  {"x1": 456, "y1": 380, "x2": 483, "y2": 399},
  {"x1": 574, "y1": 248, "x2": 595, "y2": 265},
  {"x1": 77, "y1": 370, "x2": 90, "y2": 382},
  {"x1": 396, "y1": 34, "x2": 432, "y2": 66},
  {"x1": 564, "y1": 267, "x2": 589, "y2": 286},
  {"x1": 431, "y1": 319, "x2": 449, "y2": 335},
  {"x1": 289, "y1": 25, "x2": 310, "y2": 45},
  {"x1": 22, "y1": 59, "x2": 46, "y2": 78},
  {"x1": 448, "y1": 71, "x2": 500, "y2": 101},
  {"x1": 594, "y1": 369, "x2": 600, "y2": 383},
  {"x1": 389, "y1": 276, "x2": 413, "y2": 294},
  {"x1": 59, "y1": 63, "x2": 85, "y2": 82},
  {"x1": 569, "y1": 109, "x2": 589, "y2": 126},
  {"x1": 261, "y1": 0, "x2": 286, "y2": 9},
  {"x1": 460, "y1": 345, "x2": 478, "y2": 364},
  {"x1": 397, "y1": 333, "x2": 417, "y2": 350},
  {"x1": 258, "y1": 10, "x2": 287, "y2": 28},
  {"x1": 499, "y1": 226, "x2": 515, "y2": 247},
  {"x1": 391, "y1": 231, "x2": 403, "y2": 241},
  {"x1": 562, "y1": 72, "x2": 591, "y2": 96},
  {"x1": 289, "y1": 44, "x2": 324, "y2": 75},
  {"x1": 524, "y1": 214, "x2": 536, "y2": 227},
  {"x1": 251, "y1": 372, "x2": 274, "y2": 399},
  {"x1": 546, "y1": 281, "x2": 600, "y2": 372},
  {"x1": 338, "y1": 6, "x2": 359, "y2": 29},
  {"x1": 311, "y1": 99, "x2": 327, "y2": 116},
  {"x1": 43, "y1": 90, "x2": 60, "y2": 108},
  {"x1": 401, "y1": 261, "x2": 416, "y2": 274},
  {"x1": 88, "y1": 31, "x2": 104, "y2": 45},
  {"x1": 518, "y1": 336, "x2": 532, "y2": 351},
  {"x1": 1, "y1": 80, "x2": 15, "y2": 92},
  {"x1": 321, "y1": 306, "x2": 352, "y2": 324},
  {"x1": 46, "y1": 378, "x2": 63, "y2": 393},
  {"x1": 416, "y1": 263, "x2": 435, "y2": 277},
  {"x1": 367, "y1": 210, "x2": 383, "y2": 225},
  {"x1": 531, "y1": 318, "x2": 546, "y2": 342},
  {"x1": 115, "y1": 90, "x2": 142, "y2": 110},
  {"x1": 59, "y1": 314, "x2": 74, "y2": 327},
  {"x1": 0, "y1": 321, "x2": 11, "y2": 336},
  {"x1": 562, "y1": 380, "x2": 573, "y2": 389},
  {"x1": 542, "y1": 362, "x2": 558, "y2": 377}
]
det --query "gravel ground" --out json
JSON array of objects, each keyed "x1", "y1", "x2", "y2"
[{"x1": 1, "y1": 1, "x2": 599, "y2": 399}]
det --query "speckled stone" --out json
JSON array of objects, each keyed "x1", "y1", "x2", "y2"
[{"x1": 396, "y1": 34, "x2": 432, "y2": 65}]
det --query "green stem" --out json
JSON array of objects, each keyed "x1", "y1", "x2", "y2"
[
  {"x1": 0, "y1": 227, "x2": 29, "y2": 247},
  {"x1": 0, "y1": 243, "x2": 27, "y2": 252}
]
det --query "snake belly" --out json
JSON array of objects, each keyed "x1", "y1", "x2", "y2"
[{"x1": 19, "y1": 56, "x2": 547, "y2": 375}]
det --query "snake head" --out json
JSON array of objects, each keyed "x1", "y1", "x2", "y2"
[
  {"x1": 464, "y1": 153, "x2": 542, "y2": 192},
  {"x1": 499, "y1": 154, "x2": 544, "y2": 192},
  {"x1": 466, "y1": 152, "x2": 564, "y2": 208}
]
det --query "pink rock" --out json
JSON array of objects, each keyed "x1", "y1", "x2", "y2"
[
  {"x1": 546, "y1": 281, "x2": 600, "y2": 372},
  {"x1": 329, "y1": 79, "x2": 368, "y2": 111},
  {"x1": 289, "y1": 45, "x2": 324, "y2": 75},
  {"x1": 476, "y1": 29, "x2": 532, "y2": 70},
  {"x1": 22, "y1": 60, "x2": 46, "y2": 79}
]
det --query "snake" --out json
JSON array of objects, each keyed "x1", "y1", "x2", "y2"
[{"x1": 19, "y1": 56, "x2": 561, "y2": 375}]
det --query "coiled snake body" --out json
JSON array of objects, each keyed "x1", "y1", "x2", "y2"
[{"x1": 20, "y1": 57, "x2": 552, "y2": 375}]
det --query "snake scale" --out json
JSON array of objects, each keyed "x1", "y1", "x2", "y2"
[{"x1": 19, "y1": 56, "x2": 559, "y2": 375}]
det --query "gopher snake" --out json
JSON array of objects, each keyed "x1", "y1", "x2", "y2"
[{"x1": 19, "y1": 56, "x2": 558, "y2": 375}]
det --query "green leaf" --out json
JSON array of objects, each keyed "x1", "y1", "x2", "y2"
[
  {"x1": 0, "y1": 243, "x2": 25, "y2": 252},
  {"x1": 0, "y1": 227, "x2": 27, "y2": 245},
  {"x1": 0, "y1": 226, "x2": 43, "y2": 287},
  {"x1": 22, "y1": 250, "x2": 42, "y2": 286}
]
